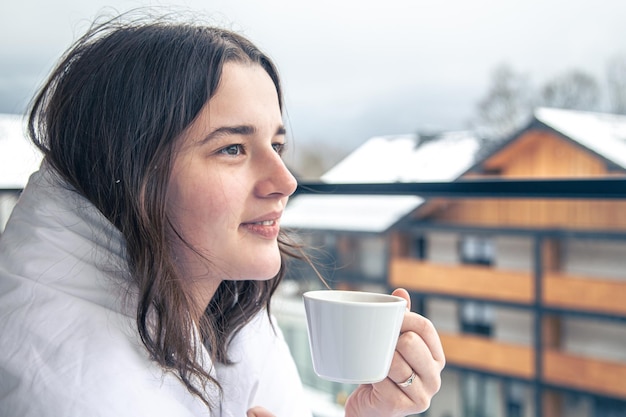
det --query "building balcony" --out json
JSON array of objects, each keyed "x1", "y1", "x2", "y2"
[{"x1": 389, "y1": 258, "x2": 626, "y2": 316}]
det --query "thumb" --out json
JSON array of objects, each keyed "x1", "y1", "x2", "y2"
[
  {"x1": 247, "y1": 406, "x2": 276, "y2": 417},
  {"x1": 392, "y1": 287, "x2": 411, "y2": 311}
]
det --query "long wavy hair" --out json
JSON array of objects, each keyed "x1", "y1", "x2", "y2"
[{"x1": 27, "y1": 11, "x2": 297, "y2": 409}]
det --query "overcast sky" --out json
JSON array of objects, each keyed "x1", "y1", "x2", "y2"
[{"x1": 3, "y1": 0, "x2": 626, "y2": 151}]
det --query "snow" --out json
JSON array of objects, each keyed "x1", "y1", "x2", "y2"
[
  {"x1": 287, "y1": 109, "x2": 626, "y2": 232},
  {"x1": 0, "y1": 114, "x2": 42, "y2": 189},
  {"x1": 285, "y1": 131, "x2": 482, "y2": 232},
  {"x1": 320, "y1": 135, "x2": 417, "y2": 183},
  {"x1": 535, "y1": 107, "x2": 626, "y2": 168},
  {"x1": 399, "y1": 131, "x2": 482, "y2": 182},
  {"x1": 322, "y1": 131, "x2": 481, "y2": 183},
  {"x1": 282, "y1": 194, "x2": 423, "y2": 233}
]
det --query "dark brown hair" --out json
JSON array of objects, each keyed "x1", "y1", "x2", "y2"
[{"x1": 28, "y1": 11, "x2": 294, "y2": 408}]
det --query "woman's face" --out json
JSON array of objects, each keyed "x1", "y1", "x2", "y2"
[{"x1": 167, "y1": 62, "x2": 297, "y2": 299}]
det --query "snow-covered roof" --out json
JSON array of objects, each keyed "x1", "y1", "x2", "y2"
[
  {"x1": 0, "y1": 114, "x2": 42, "y2": 189},
  {"x1": 321, "y1": 131, "x2": 481, "y2": 183},
  {"x1": 283, "y1": 131, "x2": 482, "y2": 232},
  {"x1": 282, "y1": 195, "x2": 423, "y2": 233},
  {"x1": 535, "y1": 107, "x2": 626, "y2": 169},
  {"x1": 285, "y1": 109, "x2": 626, "y2": 233}
]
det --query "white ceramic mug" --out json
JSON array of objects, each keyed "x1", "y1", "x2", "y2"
[{"x1": 302, "y1": 290, "x2": 407, "y2": 384}]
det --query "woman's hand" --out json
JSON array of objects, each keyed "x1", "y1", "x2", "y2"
[
  {"x1": 247, "y1": 406, "x2": 275, "y2": 417},
  {"x1": 344, "y1": 288, "x2": 445, "y2": 417}
]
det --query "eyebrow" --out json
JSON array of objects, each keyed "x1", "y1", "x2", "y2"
[{"x1": 200, "y1": 124, "x2": 286, "y2": 145}]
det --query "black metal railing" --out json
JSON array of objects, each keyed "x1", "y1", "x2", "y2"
[{"x1": 295, "y1": 177, "x2": 626, "y2": 199}]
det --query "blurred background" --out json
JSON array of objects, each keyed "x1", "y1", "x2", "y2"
[
  {"x1": 3, "y1": 0, "x2": 626, "y2": 178},
  {"x1": 2, "y1": 1, "x2": 626, "y2": 417}
]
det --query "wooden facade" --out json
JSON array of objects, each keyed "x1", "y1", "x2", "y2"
[
  {"x1": 389, "y1": 258, "x2": 626, "y2": 397},
  {"x1": 280, "y1": 111, "x2": 626, "y2": 417},
  {"x1": 389, "y1": 124, "x2": 626, "y2": 416}
]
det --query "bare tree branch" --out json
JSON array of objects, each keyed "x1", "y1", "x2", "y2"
[
  {"x1": 474, "y1": 63, "x2": 534, "y2": 139},
  {"x1": 607, "y1": 54, "x2": 626, "y2": 114},
  {"x1": 540, "y1": 69, "x2": 600, "y2": 110}
]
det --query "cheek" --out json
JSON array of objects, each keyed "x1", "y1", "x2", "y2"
[
  {"x1": 170, "y1": 182, "x2": 214, "y2": 226},
  {"x1": 168, "y1": 174, "x2": 241, "y2": 236}
]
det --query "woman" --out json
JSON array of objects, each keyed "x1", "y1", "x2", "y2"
[{"x1": 0, "y1": 11, "x2": 444, "y2": 417}]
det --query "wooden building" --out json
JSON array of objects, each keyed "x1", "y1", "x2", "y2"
[{"x1": 281, "y1": 107, "x2": 626, "y2": 417}]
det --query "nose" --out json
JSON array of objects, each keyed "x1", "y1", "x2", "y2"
[{"x1": 254, "y1": 150, "x2": 298, "y2": 198}]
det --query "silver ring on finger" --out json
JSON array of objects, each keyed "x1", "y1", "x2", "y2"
[{"x1": 397, "y1": 371, "x2": 417, "y2": 388}]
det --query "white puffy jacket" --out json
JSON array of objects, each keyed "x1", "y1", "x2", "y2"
[{"x1": 0, "y1": 164, "x2": 310, "y2": 417}]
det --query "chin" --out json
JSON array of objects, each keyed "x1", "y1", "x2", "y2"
[
  {"x1": 227, "y1": 245, "x2": 282, "y2": 281},
  {"x1": 223, "y1": 259, "x2": 281, "y2": 281},
  {"x1": 258, "y1": 260, "x2": 280, "y2": 281},
  {"x1": 261, "y1": 249, "x2": 282, "y2": 276},
  {"x1": 255, "y1": 264, "x2": 282, "y2": 281}
]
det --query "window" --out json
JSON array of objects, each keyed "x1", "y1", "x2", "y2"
[
  {"x1": 458, "y1": 235, "x2": 495, "y2": 336},
  {"x1": 409, "y1": 235, "x2": 427, "y2": 259},
  {"x1": 460, "y1": 301, "x2": 494, "y2": 336},
  {"x1": 462, "y1": 373, "x2": 489, "y2": 417},
  {"x1": 504, "y1": 381, "x2": 526, "y2": 417},
  {"x1": 358, "y1": 236, "x2": 387, "y2": 279},
  {"x1": 459, "y1": 235, "x2": 495, "y2": 266}
]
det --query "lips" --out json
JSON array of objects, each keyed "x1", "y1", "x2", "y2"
[{"x1": 241, "y1": 212, "x2": 282, "y2": 239}]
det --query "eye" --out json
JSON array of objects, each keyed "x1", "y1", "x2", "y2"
[
  {"x1": 219, "y1": 144, "x2": 245, "y2": 156},
  {"x1": 272, "y1": 142, "x2": 286, "y2": 156}
]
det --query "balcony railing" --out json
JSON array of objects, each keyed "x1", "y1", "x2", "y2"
[
  {"x1": 291, "y1": 177, "x2": 626, "y2": 417},
  {"x1": 295, "y1": 178, "x2": 626, "y2": 199}
]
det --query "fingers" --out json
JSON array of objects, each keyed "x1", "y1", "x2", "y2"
[
  {"x1": 377, "y1": 377, "x2": 428, "y2": 414},
  {"x1": 392, "y1": 287, "x2": 444, "y2": 364},
  {"x1": 385, "y1": 350, "x2": 428, "y2": 410},
  {"x1": 346, "y1": 288, "x2": 445, "y2": 417},
  {"x1": 391, "y1": 288, "x2": 411, "y2": 310},
  {"x1": 367, "y1": 372, "x2": 434, "y2": 415},
  {"x1": 396, "y1": 329, "x2": 443, "y2": 394},
  {"x1": 386, "y1": 328, "x2": 442, "y2": 394},
  {"x1": 388, "y1": 288, "x2": 446, "y2": 402},
  {"x1": 247, "y1": 406, "x2": 276, "y2": 417},
  {"x1": 387, "y1": 350, "x2": 414, "y2": 387},
  {"x1": 399, "y1": 306, "x2": 445, "y2": 366}
]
